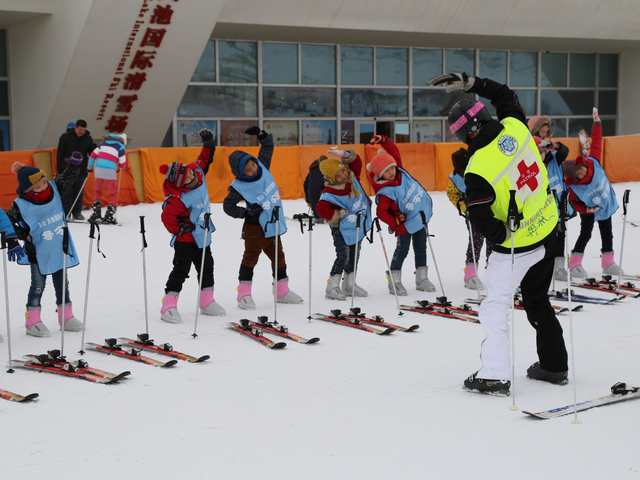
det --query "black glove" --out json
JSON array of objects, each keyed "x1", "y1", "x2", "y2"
[
  {"x1": 177, "y1": 222, "x2": 195, "y2": 235},
  {"x1": 198, "y1": 128, "x2": 215, "y2": 149},
  {"x1": 245, "y1": 126, "x2": 261, "y2": 136},
  {"x1": 244, "y1": 204, "x2": 263, "y2": 218},
  {"x1": 429, "y1": 72, "x2": 476, "y2": 93}
]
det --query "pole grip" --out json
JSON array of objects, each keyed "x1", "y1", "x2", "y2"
[
  {"x1": 507, "y1": 190, "x2": 520, "y2": 232},
  {"x1": 202, "y1": 212, "x2": 211, "y2": 231},
  {"x1": 622, "y1": 189, "x2": 630, "y2": 216},
  {"x1": 62, "y1": 226, "x2": 70, "y2": 255},
  {"x1": 139, "y1": 216, "x2": 148, "y2": 249},
  {"x1": 89, "y1": 221, "x2": 96, "y2": 239},
  {"x1": 0, "y1": 230, "x2": 5, "y2": 249}
]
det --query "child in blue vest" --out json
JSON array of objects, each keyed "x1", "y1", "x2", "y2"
[
  {"x1": 6, "y1": 153, "x2": 84, "y2": 337},
  {"x1": 159, "y1": 128, "x2": 225, "y2": 323},
  {"x1": 88, "y1": 133, "x2": 127, "y2": 224},
  {"x1": 223, "y1": 126, "x2": 302, "y2": 309},
  {"x1": 366, "y1": 135, "x2": 434, "y2": 294},
  {"x1": 565, "y1": 108, "x2": 621, "y2": 278},
  {"x1": 446, "y1": 147, "x2": 492, "y2": 289}
]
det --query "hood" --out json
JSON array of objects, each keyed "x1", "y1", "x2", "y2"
[{"x1": 229, "y1": 150, "x2": 263, "y2": 181}]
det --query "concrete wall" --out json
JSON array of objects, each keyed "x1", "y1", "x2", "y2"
[{"x1": 619, "y1": 49, "x2": 640, "y2": 135}]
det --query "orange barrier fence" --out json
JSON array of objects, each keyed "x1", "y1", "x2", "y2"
[{"x1": 1, "y1": 134, "x2": 638, "y2": 210}]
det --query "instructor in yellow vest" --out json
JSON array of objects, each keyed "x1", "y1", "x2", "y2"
[{"x1": 429, "y1": 73, "x2": 569, "y2": 397}]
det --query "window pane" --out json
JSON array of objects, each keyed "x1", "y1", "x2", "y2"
[
  {"x1": 413, "y1": 49, "x2": 442, "y2": 86},
  {"x1": 219, "y1": 41, "x2": 257, "y2": 83},
  {"x1": 263, "y1": 87, "x2": 335, "y2": 117},
  {"x1": 551, "y1": 118, "x2": 567, "y2": 137},
  {"x1": 599, "y1": 54, "x2": 618, "y2": 87},
  {"x1": 263, "y1": 43, "x2": 297, "y2": 84},
  {"x1": 0, "y1": 80, "x2": 8, "y2": 116},
  {"x1": 413, "y1": 89, "x2": 471, "y2": 117},
  {"x1": 377, "y1": 47, "x2": 407, "y2": 86},
  {"x1": 479, "y1": 51, "x2": 506, "y2": 84},
  {"x1": 221, "y1": 121, "x2": 258, "y2": 147},
  {"x1": 510, "y1": 52, "x2": 537, "y2": 87},
  {"x1": 0, "y1": 30, "x2": 7, "y2": 77},
  {"x1": 177, "y1": 120, "x2": 217, "y2": 147},
  {"x1": 601, "y1": 118, "x2": 616, "y2": 136},
  {"x1": 340, "y1": 120, "x2": 355, "y2": 144},
  {"x1": 341, "y1": 46, "x2": 373, "y2": 85},
  {"x1": 570, "y1": 53, "x2": 595, "y2": 87},
  {"x1": 264, "y1": 120, "x2": 298, "y2": 146},
  {"x1": 301, "y1": 44, "x2": 335, "y2": 84},
  {"x1": 302, "y1": 120, "x2": 336, "y2": 145},
  {"x1": 0, "y1": 119, "x2": 9, "y2": 151},
  {"x1": 598, "y1": 90, "x2": 617, "y2": 115},
  {"x1": 395, "y1": 122, "x2": 410, "y2": 143},
  {"x1": 341, "y1": 88, "x2": 407, "y2": 117},
  {"x1": 513, "y1": 89, "x2": 536, "y2": 117},
  {"x1": 541, "y1": 90, "x2": 593, "y2": 115},
  {"x1": 445, "y1": 49, "x2": 474, "y2": 74},
  {"x1": 191, "y1": 40, "x2": 215, "y2": 82},
  {"x1": 568, "y1": 118, "x2": 593, "y2": 138},
  {"x1": 541, "y1": 52, "x2": 567, "y2": 87},
  {"x1": 178, "y1": 86, "x2": 257, "y2": 117},
  {"x1": 414, "y1": 120, "x2": 442, "y2": 143}
]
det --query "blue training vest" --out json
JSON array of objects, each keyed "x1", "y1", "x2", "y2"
[
  {"x1": 14, "y1": 182, "x2": 79, "y2": 274},
  {"x1": 378, "y1": 168, "x2": 433, "y2": 235},
  {"x1": 320, "y1": 180, "x2": 372, "y2": 245},
  {"x1": 231, "y1": 160, "x2": 287, "y2": 238},
  {"x1": 568, "y1": 158, "x2": 619, "y2": 221},
  {"x1": 449, "y1": 172, "x2": 466, "y2": 194},
  {"x1": 545, "y1": 154, "x2": 574, "y2": 218}
]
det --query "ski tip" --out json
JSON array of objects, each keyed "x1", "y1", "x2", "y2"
[
  {"x1": 190, "y1": 355, "x2": 211, "y2": 363},
  {"x1": 271, "y1": 342, "x2": 287, "y2": 349},
  {"x1": 405, "y1": 325, "x2": 420, "y2": 332},
  {"x1": 379, "y1": 327, "x2": 396, "y2": 335},
  {"x1": 305, "y1": 337, "x2": 320, "y2": 344},
  {"x1": 161, "y1": 360, "x2": 179, "y2": 368}
]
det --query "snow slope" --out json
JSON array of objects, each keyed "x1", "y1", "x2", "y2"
[{"x1": 1, "y1": 183, "x2": 639, "y2": 479}]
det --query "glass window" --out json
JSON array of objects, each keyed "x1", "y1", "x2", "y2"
[
  {"x1": 413, "y1": 120, "x2": 442, "y2": 143},
  {"x1": 413, "y1": 89, "x2": 471, "y2": 117},
  {"x1": 221, "y1": 121, "x2": 258, "y2": 147},
  {"x1": 540, "y1": 90, "x2": 593, "y2": 116},
  {"x1": 568, "y1": 118, "x2": 593, "y2": 138},
  {"x1": 0, "y1": 80, "x2": 8, "y2": 116},
  {"x1": 598, "y1": 90, "x2": 617, "y2": 115},
  {"x1": 263, "y1": 87, "x2": 335, "y2": 117},
  {"x1": 263, "y1": 43, "x2": 298, "y2": 84},
  {"x1": 177, "y1": 120, "x2": 217, "y2": 147},
  {"x1": 0, "y1": 119, "x2": 9, "y2": 151},
  {"x1": 341, "y1": 46, "x2": 373, "y2": 85},
  {"x1": 301, "y1": 44, "x2": 335, "y2": 84},
  {"x1": 359, "y1": 122, "x2": 374, "y2": 144},
  {"x1": 551, "y1": 118, "x2": 567, "y2": 137},
  {"x1": 413, "y1": 49, "x2": 442, "y2": 86},
  {"x1": 302, "y1": 120, "x2": 336, "y2": 145},
  {"x1": 340, "y1": 120, "x2": 355, "y2": 144},
  {"x1": 513, "y1": 90, "x2": 536, "y2": 117},
  {"x1": 541, "y1": 52, "x2": 567, "y2": 87},
  {"x1": 161, "y1": 122, "x2": 173, "y2": 148},
  {"x1": 601, "y1": 119, "x2": 616, "y2": 136},
  {"x1": 478, "y1": 98, "x2": 496, "y2": 118},
  {"x1": 0, "y1": 30, "x2": 7, "y2": 77},
  {"x1": 395, "y1": 122, "x2": 410, "y2": 143},
  {"x1": 191, "y1": 40, "x2": 215, "y2": 82},
  {"x1": 219, "y1": 41, "x2": 257, "y2": 83},
  {"x1": 264, "y1": 120, "x2": 298, "y2": 146},
  {"x1": 479, "y1": 51, "x2": 507, "y2": 84},
  {"x1": 376, "y1": 47, "x2": 407, "y2": 86},
  {"x1": 570, "y1": 53, "x2": 595, "y2": 87},
  {"x1": 178, "y1": 86, "x2": 257, "y2": 117},
  {"x1": 341, "y1": 88, "x2": 407, "y2": 117},
  {"x1": 445, "y1": 49, "x2": 474, "y2": 74},
  {"x1": 599, "y1": 54, "x2": 618, "y2": 87},
  {"x1": 510, "y1": 51, "x2": 537, "y2": 87}
]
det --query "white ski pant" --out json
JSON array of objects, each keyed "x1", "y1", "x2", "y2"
[{"x1": 477, "y1": 245, "x2": 545, "y2": 381}]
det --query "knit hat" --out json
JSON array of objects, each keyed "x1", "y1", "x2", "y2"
[
  {"x1": 159, "y1": 162, "x2": 190, "y2": 188},
  {"x1": 12, "y1": 162, "x2": 46, "y2": 193},
  {"x1": 318, "y1": 155, "x2": 348, "y2": 185},
  {"x1": 366, "y1": 149, "x2": 397, "y2": 179},
  {"x1": 527, "y1": 115, "x2": 551, "y2": 136},
  {"x1": 451, "y1": 148, "x2": 469, "y2": 176}
]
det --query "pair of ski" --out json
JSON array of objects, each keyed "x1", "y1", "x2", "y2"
[
  {"x1": 463, "y1": 296, "x2": 582, "y2": 314},
  {"x1": 0, "y1": 388, "x2": 39, "y2": 403},
  {"x1": 549, "y1": 289, "x2": 623, "y2": 305},
  {"x1": 573, "y1": 277, "x2": 640, "y2": 297},
  {"x1": 227, "y1": 317, "x2": 320, "y2": 349},
  {"x1": 83, "y1": 339, "x2": 179, "y2": 367},
  {"x1": 399, "y1": 299, "x2": 480, "y2": 324},
  {"x1": 311, "y1": 308, "x2": 419, "y2": 334},
  {"x1": 116, "y1": 333, "x2": 210, "y2": 363}
]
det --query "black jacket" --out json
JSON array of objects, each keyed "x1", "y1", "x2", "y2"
[{"x1": 57, "y1": 127, "x2": 95, "y2": 174}]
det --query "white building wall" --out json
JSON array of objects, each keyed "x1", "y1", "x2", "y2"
[{"x1": 619, "y1": 49, "x2": 640, "y2": 136}]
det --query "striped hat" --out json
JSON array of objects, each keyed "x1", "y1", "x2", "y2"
[{"x1": 160, "y1": 162, "x2": 189, "y2": 188}]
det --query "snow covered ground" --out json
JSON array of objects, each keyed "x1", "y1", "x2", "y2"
[{"x1": 2, "y1": 183, "x2": 639, "y2": 479}]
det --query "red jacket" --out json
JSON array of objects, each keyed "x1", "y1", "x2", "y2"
[{"x1": 566, "y1": 124, "x2": 602, "y2": 214}]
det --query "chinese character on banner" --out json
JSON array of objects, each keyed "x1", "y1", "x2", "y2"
[
  {"x1": 106, "y1": 115, "x2": 129, "y2": 133},
  {"x1": 116, "y1": 94, "x2": 139, "y2": 112},
  {"x1": 123, "y1": 72, "x2": 147, "y2": 91},
  {"x1": 150, "y1": 4, "x2": 174, "y2": 24},
  {"x1": 130, "y1": 50, "x2": 157, "y2": 70},
  {"x1": 140, "y1": 28, "x2": 167, "y2": 48}
]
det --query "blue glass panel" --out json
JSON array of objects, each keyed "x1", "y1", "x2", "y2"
[
  {"x1": 570, "y1": 53, "x2": 595, "y2": 87},
  {"x1": 413, "y1": 49, "x2": 442, "y2": 86},
  {"x1": 376, "y1": 47, "x2": 407, "y2": 86},
  {"x1": 541, "y1": 52, "x2": 567, "y2": 87},
  {"x1": 479, "y1": 51, "x2": 507, "y2": 84},
  {"x1": 510, "y1": 52, "x2": 537, "y2": 87},
  {"x1": 341, "y1": 88, "x2": 407, "y2": 117},
  {"x1": 191, "y1": 40, "x2": 215, "y2": 82},
  {"x1": 301, "y1": 44, "x2": 335, "y2": 84},
  {"x1": 263, "y1": 87, "x2": 335, "y2": 117},
  {"x1": 178, "y1": 86, "x2": 257, "y2": 117},
  {"x1": 541, "y1": 90, "x2": 593, "y2": 116},
  {"x1": 341, "y1": 46, "x2": 373, "y2": 85},
  {"x1": 263, "y1": 43, "x2": 298, "y2": 84},
  {"x1": 219, "y1": 41, "x2": 257, "y2": 83}
]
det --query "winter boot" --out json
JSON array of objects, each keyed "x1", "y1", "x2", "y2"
[
  {"x1": 88, "y1": 201, "x2": 102, "y2": 223},
  {"x1": 325, "y1": 274, "x2": 346, "y2": 301},
  {"x1": 601, "y1": 251, "x2": 624, "y2": 276},
  {"x1": 463, "y1": 264, "x2": 485, "y2": 290},
  {"x1": 553, "y1": 257, "x2": 568, "y2": 282},
  {"x1": 102, "y1": 204, "x2": 117, "y2": 225},
  {"x1": 160, "y1": 292, "x2": 182, "y2": 323},
  {"x1": 25, "y1": 307, "x2": 50, "y2": 338},
  {"x1": 57, "y1": 303, "x2": 84, "y2": 332},
  {"x1": 415, "y1": 266, "x2": 436, "y2": 292},
  {"x1": 199, "y1": 288, "x2": 226, "y2": 316},
  {"x1": 387, "y1": 270, "x2": 408, "y2": 296},
  {"x1": 237, "y1": 281, "x2": 256, "y2": 310},
  {"x1": 568, "y1": 252, "x2": 589, "y2": 279},
  {"x1": 463, "y1": 372, "x2": 510, "y2": 397},
  {"x1": 341, "y1": 272, "x2": 368, "y2": 297},
  {"x1": 274, "y1": 278, "x2": 304, "y2": 304},
  {"x1": 526, "y1": 362, "x2": 568, "y2": 385}
]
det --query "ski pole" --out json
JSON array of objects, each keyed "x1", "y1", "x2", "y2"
[
  {"x1": 466, "y1": 217, "x2": 483, "y2": 303},
  {"x1": 271, "y1": 206, "x2": 281, "y2": 323},
  {"x1": 616, "y1": 190, "x2": 630, "y2": 292},
  {"x1": 350, "y1": 211, "x2": 364, "y2": 310},
  {"x1": 373, "y1": 218, "x2": 402, "y2": 314},
  {"x1": 66, "y1": 174, "x2": 91, "y2": 221},
  {"x1": 139, "y1": 216, "x2": 149, "y2": 335},
  {"x1": 293, "y1": 213, "x2": 313, "y2": 322},
  {"x1": 193, "y1": 212, "x2": 211, "y2": 339},
  {"x1": 79, "y1": 222, "x2": 104, "y2": 354},
  {"x1": 419, "y1": 210, "x2": 445, "y2": 298},
  {"x1": 506, "y1": 190, "x2": 520, "y2": 411},
  {"x1": 1, "y1": 232, "x2": 14, "y2": 372},
  {"x1": 59, "y1": 226, "x2": 71, "y2": 357},
  {"x1": 114, "y1": 167, "x2": 123, "y2": 223}
]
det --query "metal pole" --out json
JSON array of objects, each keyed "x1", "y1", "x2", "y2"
[
  {"x1": 79, "y1": 222, "x2": 100, "y2": 354},
  {"x1": 193, "y1": 213, "x2": 211, "y2": 339},
  {"x1": 420, "y1": 211, "x2": 445, "y2": 298},
  {"x1": 1, "y1": 232, "x2": 15, "y2": 372},
  {"x1": 373, "y1": 218, "x2": 402, "y2": 313},
  {"x1": 59, "y1": 226, "x2": 70, "y2": 357},
  {"x1": 139, "y1": 216, "x2": 149, "y2": 335},
  {"x1": 616, "y1": 190, "x2": 630, "y2": 291},
  {"x1": 350, "y1": 211, "x2": 363, "y2": 310}
]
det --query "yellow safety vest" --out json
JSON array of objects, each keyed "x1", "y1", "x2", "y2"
[{"x1": 465, "y1": 118, "x2": 558, "y2": 249}]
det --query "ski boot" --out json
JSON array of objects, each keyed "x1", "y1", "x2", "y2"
[
  {"x1": 102, "y1": 204, "x2": 117, "y2": 225},
  {"x1": 569, "y1": 252, "x2": 589, "y2": 279},
  {"x1": 341, "y1": 272, "x2": 368, "y2": 297},
  {"x1": 199, "y1": 288, "x2": 226, "y2": 316},
  {"x1": 57, "y1": 303, "x2": 84, "y2": 332},
  {"x1": 237, "y1": 281, "x2": 256, "y2": 310},
  {"x1": 274, "y1": 278, "x2": 303, "y2": 304},
  {"x1": 415, "y1": 266, "x2": 436, "y2": 292},
  {"x1": 601, "y1": 251, "x2": 624, "y2": 276},
  {"x1": 463, "y1": 264, "x2": 485, "y2": 290},
  {"x1": 387, "y1": 270, "x2": 408, "y2": 296},
  {"x1": 463, "y1": 372, "x2": 510, "y2": 396},
  {"x1": 88, "y1": 201, "x2": 102, "y2": 223},
  {"x1": 25, "y1": 307, "x2": 51, "y2": 337},
  {"x1": 160, "y1": 292, "x2": 182, "y2": 323},
  {"x1": 526, "y1": 362, "x2": 568, "y2": 385},
  {"x1": 325, "y1": 274, "x2": 346, "y2": 301},
  {"x1": 553, "y1": 257, "x2": 568, "y2": 282}
]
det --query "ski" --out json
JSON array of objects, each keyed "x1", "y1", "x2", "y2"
[
  {"x1": 415, "y1": 299, "x2": 479, "y2": 317},
  {"x1": 117, "y1": 334, "x2": 210, "y2": 362},
  {"x1": 84, "y1": 340, "x2": 178, "y2": 367},
  {"x1": 10, "y1": 358, "x2": 125, "y2": 384},
  {"x1": 22, "y1": 350, "x2": 131, "y2": 381},
  {"x1": 340, "y1": 308, "x2": 419, "y2": 332},
  {"x1": 227, "y1": 321, "x2": 287, "y2": 349},
  {"x1": 249, "y1": 317, "x2": 320, "y2": 344},
  {"x1": 464, "y1": 297, "x2": 580, "y2": 313},
  {"x1": 399, "y1": 304, "x2": 480, "y2": 324},
  {"x1": 311, "y1": 313, "x2": 396, "y2": 335},
  {"x1": 549, "y1": 289, "x2": 623, "y2": 305},
  {"x1": 621, "y1": 273, "x2": 640, "y2": 281},
  {"x1": 592, "y1": 275, "x2": 640, "y2": 294},
  {"x1": 0, "y1": 388, "x2": 39, "y2": 402},
  {"x1": 571, "y1": 280, "x2": 640, "y2": 298},
  {"x1": 524, "y1": 382, "x2": 640, "y2": 419}
]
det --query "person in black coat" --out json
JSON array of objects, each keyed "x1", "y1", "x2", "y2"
[{"x1": 304, "y1": 158, "x2": 326, "y2": 222}]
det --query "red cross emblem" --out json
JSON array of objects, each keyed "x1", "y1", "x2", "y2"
[{"x1": 516, "y1": 160, "x2": 539, "y2": 191}]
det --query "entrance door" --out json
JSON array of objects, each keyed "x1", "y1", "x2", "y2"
[{"x1": 358, "y1": 122, "x2": 374, "y2": 144}]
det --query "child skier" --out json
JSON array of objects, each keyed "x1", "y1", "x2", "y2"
[
  {"x1": 223, "y1": 126, "x2": 302, "y2": 309},
  {"x1": 159, "y1": 128, "x2": 225, "y2": 323},
  {"x1": 6, "y1": 153, "x2": 85, "y2": 337},
  {"x1": 366, "y1": 135, "x2": 435, "y2": 294},
  {"x1": 565, "y1": 108, "x2": 621, "y2": 278},
  {"x1": 316, "y1": 146, "x2": 372, "y2": 300},
  {"x1": 88, "y1": 133, "x2": 127, "y2": 224}
]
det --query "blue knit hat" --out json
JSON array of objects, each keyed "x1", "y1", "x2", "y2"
[{"x1": 13, "y1": 163, "x2": 46, "y2": 193}]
